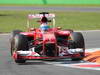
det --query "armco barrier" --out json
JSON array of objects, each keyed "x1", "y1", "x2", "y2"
[{"x1": 0, "y1": 0, "x2": 100, "y2": 4}]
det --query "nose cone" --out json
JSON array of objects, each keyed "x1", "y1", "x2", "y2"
[{"x1": 43, "y1": 33, "x2": 56, "y2": 43}]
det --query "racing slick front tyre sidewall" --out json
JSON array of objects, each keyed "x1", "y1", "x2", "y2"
[
  {"x1": 10, "y1": 30, "x2": 23, "y2": 55},
  {"x1": 12, "y1": 34, "x2": 29, "y2": 63},
  {"x1": 14, "y1": 34, "x2": 29, "y2": 51},
  {"x1": 68, "y1": 32, "x2": 85, "y2": 61}
]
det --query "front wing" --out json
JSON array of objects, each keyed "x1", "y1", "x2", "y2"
[{"x1": 12, "y1": 49, "x2": 84, "y2": 60}]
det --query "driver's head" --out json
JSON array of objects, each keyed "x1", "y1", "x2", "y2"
[{"x1": 40, "y1": 16, "x2": 50, "y2": 31}]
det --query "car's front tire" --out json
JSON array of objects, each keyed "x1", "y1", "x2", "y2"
[
  {"x1": 11, "y1": 34, "x2": 29, "y2": 63},
  {"x1": 68, "y1": 32, "x2": 85, "y2": 61},
  {"x1": 10, "y1": 30, "x2": 22, "y2": 55}
]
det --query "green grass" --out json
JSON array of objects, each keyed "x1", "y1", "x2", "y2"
[
  {"x1": 0, "y1": 10, "x2": 100, "y2": 33},
  {"x1": 1, "y1": 4, "x2": 100, "y2": 7}
]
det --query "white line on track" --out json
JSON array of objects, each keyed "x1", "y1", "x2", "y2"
[
  {"x1": 0, "y1": 33, "x2": 9, "y2": 35},
  {"x1": 85, "y1": 48, "x2": 100, "y2": 52},
  {"x1": 76, "y1": 30, "x2": 100, "y2": 32},
  {"x1": 54, "y1": 63, "x2": 100, "y2": 71}
]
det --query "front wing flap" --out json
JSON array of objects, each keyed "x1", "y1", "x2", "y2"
[{"x1": 12, "y1": 49, "x2": 84, "y2": 60}]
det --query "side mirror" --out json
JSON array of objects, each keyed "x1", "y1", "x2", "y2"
[
  {"x1": 57, "y1": 27, "x2": 62, "y2": 30},
  {"x1": 28, "y1": 28, "x2": 35, "y2": 32}
]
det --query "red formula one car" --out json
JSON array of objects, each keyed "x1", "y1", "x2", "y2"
[{"x1": 10, "y1": 12, "x2": 85, "y2": 63}]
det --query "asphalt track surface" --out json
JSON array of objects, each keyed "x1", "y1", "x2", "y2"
[
  {"x1": 0, "y1": 6, "x2": 100, "y2": 12},
  {"x1": 0, "y1": 31, "x2": 100, "y2": 75}
]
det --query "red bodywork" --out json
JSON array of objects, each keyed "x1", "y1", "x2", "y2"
[{"x1": 12, "y1": 28, "x2": 82, "y2": 60}]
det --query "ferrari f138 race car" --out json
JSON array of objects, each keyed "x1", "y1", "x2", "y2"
[{"x1": 10, "y1": 12, "x2": 85, "y2": 63}]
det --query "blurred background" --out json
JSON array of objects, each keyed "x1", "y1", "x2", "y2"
[{"x1": 0, "y1": 0, "x2": 100, "y2": 5}]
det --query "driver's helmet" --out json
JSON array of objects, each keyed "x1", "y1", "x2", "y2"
[
  {"x1": 41, "y1": 16, "x2": 48, "y2": 23},
  {"x1": 40, "y1": 24, "x2": 50, "y2": 31},
  {"x1": 40, "y1": 16, "x2": 50, "y2": 31}
]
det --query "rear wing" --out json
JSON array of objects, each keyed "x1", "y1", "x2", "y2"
[
  {"x1": 27, "y1": 13, "x2": 55, "y2": 28},
  {"x1": 28, "y1": 14, "x2": 55, "y2": 19}
]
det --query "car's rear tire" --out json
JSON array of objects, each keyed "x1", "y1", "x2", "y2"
[
  {"x1": 11, "y1": 30, "x2": 22, "y2": 37},
  {"x1": 68, "y1": 32, "x2": 85, "y2": 61}
]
